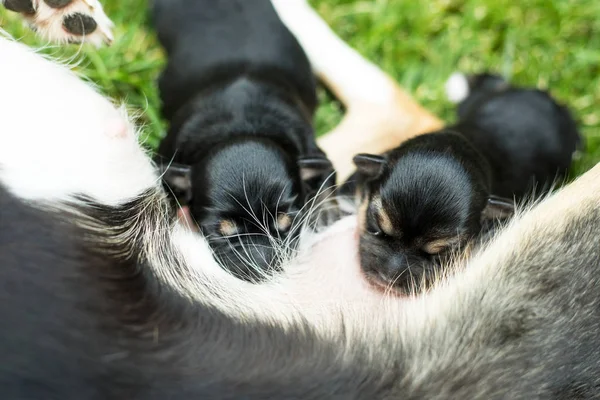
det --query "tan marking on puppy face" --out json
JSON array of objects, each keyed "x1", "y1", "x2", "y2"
[
  {"x1": 370, "y1": 196, "x2": 383, "y2": 213},
  {"x1": 218, "y1": 219, "x2": 239, "y2": 236},
  {"x1": 369, "y1": 196, "x2": 394, "y2": 236},
  {"x1": 358, "y1": 198, "x2": 369, "y2": 233},
  {"x1": 277, "y1": 213, "x2": 292, "y2": 233},
  {"x1": 422, "y1": 237, "x2": 460, "y2": 255},
  {"x1": 377, "y1": 209, "x2": 394, "y2": 236},
  {"x1": 354, "y1": 184, "x2": 366, "y2": 206}
]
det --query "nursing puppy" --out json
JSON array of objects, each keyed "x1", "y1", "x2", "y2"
[
  {"x1": 4, "y1": 33, "x2": 600, "y2": 399},
  {"x1": 152, "y1": 0, "x2": 335, "y2": 282},
  {"x1": 349, "y1": 73, "x2": 581, "y2": 292},
  {"x1": 350, "y1": 131, "x2": 514, "y2": 293}
]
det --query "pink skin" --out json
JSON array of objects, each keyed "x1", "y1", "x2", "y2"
[
  {"x1": 176, "y1": 205, "x2": 401, "y2": 306},
  {"x1": 177, "y1": 206, "x2": 199, "y2": 233},
  {"x1": 278, "y1": 216, "x2": 404, "y2": 317}
]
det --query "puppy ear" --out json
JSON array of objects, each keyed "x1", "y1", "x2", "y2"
[
  {"x1": 298, "y1": 155, "x2": 340, "y2": 227},
  {"x1": 467, "y1": 73, "x2": 510, "y2": 93},
  {"x1": 481, "y1": 195, "x2": 515, "y2": 220},
  {"x1": 298, "y1": 155, "x2": 336, "y2": 201},
  {"x1": 298, "y1": 155, "x2": 335, "y2": 183},
  {"x1": 353, "y1": 154, "x2": 386, "y2": 179},
  {"x1": 159, "y1": 162, "x2": 193, "y2": 204}
]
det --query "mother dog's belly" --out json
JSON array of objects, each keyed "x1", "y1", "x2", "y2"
[{"x1": 283, "y1": 217, "x2": 385, "y2": 306}]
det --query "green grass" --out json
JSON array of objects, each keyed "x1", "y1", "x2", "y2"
[{"x1": 2, "y1": 0, "x2": 599, "y2": 175}]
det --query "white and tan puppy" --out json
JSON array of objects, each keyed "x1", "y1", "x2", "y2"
[{"x1": 1, "y1": 2, "x2": 600, "y2": 399}]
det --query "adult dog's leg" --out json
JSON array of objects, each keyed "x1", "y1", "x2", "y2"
[
  {"x1": 272, "y1": 0, "x2": 443, "y2": 181},
  {"x1": 1, "y1": 0, "x2": 113, "y2": 46}
]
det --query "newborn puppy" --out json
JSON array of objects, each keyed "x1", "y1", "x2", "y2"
[
  {"x1": 349, "y1": 73, "x2": 581, "y2": 292},
  {"x1": 446, "y1": 72, "x2": 583, "y2": 198},
  {"x1": 152, "y1": 0, "x2": 335, "y2": 281},
  {"x1": 352, "y1": 131, "x2": 514, "y2": 293}
]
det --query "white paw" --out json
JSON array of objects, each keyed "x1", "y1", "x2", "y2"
[{"x1": 2, "y1": 0, "x2": 114, "y2": 47}]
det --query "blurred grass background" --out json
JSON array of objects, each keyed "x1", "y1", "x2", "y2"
[{"x1": 1, "y1": 0, "x2": 599, "y2": 175}]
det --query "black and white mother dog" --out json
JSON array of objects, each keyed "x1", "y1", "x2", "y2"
[{"x1": 2, "y1": 0, "x2": 600, "y2": 398}]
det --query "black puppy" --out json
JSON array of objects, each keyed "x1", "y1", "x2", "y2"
[
  {"x1": 152, "y1": 0, "x2": 335, "y2": 281},
  {"x1": 446, "y1": 72, "x2": 583, "y2": 198},
  {"x1": 349, "y1": 73, "x2": 581, "y2": 292},
  {"x1": 351, "y1": 131, "x2": 514, "y2": 293}
]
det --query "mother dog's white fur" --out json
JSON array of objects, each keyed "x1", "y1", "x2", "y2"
[{"x1": 0, "y1": 35, "x2": 153, "y2": 205}]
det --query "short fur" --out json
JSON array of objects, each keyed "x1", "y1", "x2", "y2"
[
  {"x1": 348, "y1": 131, "x2": 512, "y2": 293},
  {"x1": 453, "y1": 72, "x2": 582, "y2": 198},
  {"x1": 346, "y1": 73, "x2": 581, "y2": 291},
  {"x1": 152, "y1": 0, "x2": 335, "y2": 281},
  {"x1": 1, "y1": 0, "x2": 114, "y2": 46}
]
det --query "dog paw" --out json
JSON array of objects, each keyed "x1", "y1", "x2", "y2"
[{"x1": 3, "y1": 0, "x2": 114, "y2": 47}]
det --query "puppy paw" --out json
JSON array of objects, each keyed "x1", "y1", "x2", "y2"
[{"x1": 3, "y1": 0, "x2": 114, "y2": 47}]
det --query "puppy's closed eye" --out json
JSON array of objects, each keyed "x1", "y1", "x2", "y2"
[
  {"x1": 365, "y1": 214, "x2": 383, "y2": 236},
  {"x1": 422, "y1": 238, "x2": 460, "y2": 255},
  {"x1": 365, "y1": 198, "x2": 395, "y2": 237},
  {"x1": 218, "y1": 220, "x2": 240, "y2": 236}
]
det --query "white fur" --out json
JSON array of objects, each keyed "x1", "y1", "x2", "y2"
[
  {"x1": 0, "y1": 36, "x2": 156, "y2": 205},
  {"x1": 0, "y1": 34, "x2": 254, "y2": 319},
  {"x1": 2, "y1": 0, "x2": 114, "y2": 46},
  {"x1": 445, "y1": 72, "x2": 470, "y2": 103},
  {"x1": 4, "y1": 6, "x2": 600, "y2": 395}
]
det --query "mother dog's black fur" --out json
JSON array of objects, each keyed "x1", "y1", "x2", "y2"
[
  {"x1": 3, "y1": 174, "x2": 600, "y2": 398},
  {"x1": 0, "y1": 185, "x2": 385, "y2": 399},
  {"x1": 153, "y1": 0, "x2": 334, "y2": 281}
]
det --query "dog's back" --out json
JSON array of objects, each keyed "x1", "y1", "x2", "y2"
[
  {"x1": 153, "y1": 0, "x2": 317, "y2": 121},
  {"x1": 450, "y1": 74, "x2": 581, "y2": 199}
]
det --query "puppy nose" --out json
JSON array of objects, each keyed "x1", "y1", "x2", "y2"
[
  {"x1": 384, "y1": 254, "x2": 410, "y2": 277},
  {"x1": 382, "y1": 253, "x2": 425, "y2": 281},
  {"x1": 251, "y1": 246, "x2": 277, "y2": 270},
  {"x1": 220, "y1": 241, "x2": 278, "y2": 282}
]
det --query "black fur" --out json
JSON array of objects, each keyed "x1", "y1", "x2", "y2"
[
  {"x1": 350, "y1": 131, "x2": 509, "y2": 292},
  {"x1": 4, "y1": 170, "x2": 600, "y2": 398},
  {"x1": 152, "y1": 0, "x2": 335, "y2": 281},
  {"x1": 346, "y1": 73, "x2": 581, "y2": 291},
  {"x1": 0, "y1": 185, "x2": 390, "y2": 399},
  {"x1": 454, "y1": 73, "x2": 582, "y2": 198}
]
